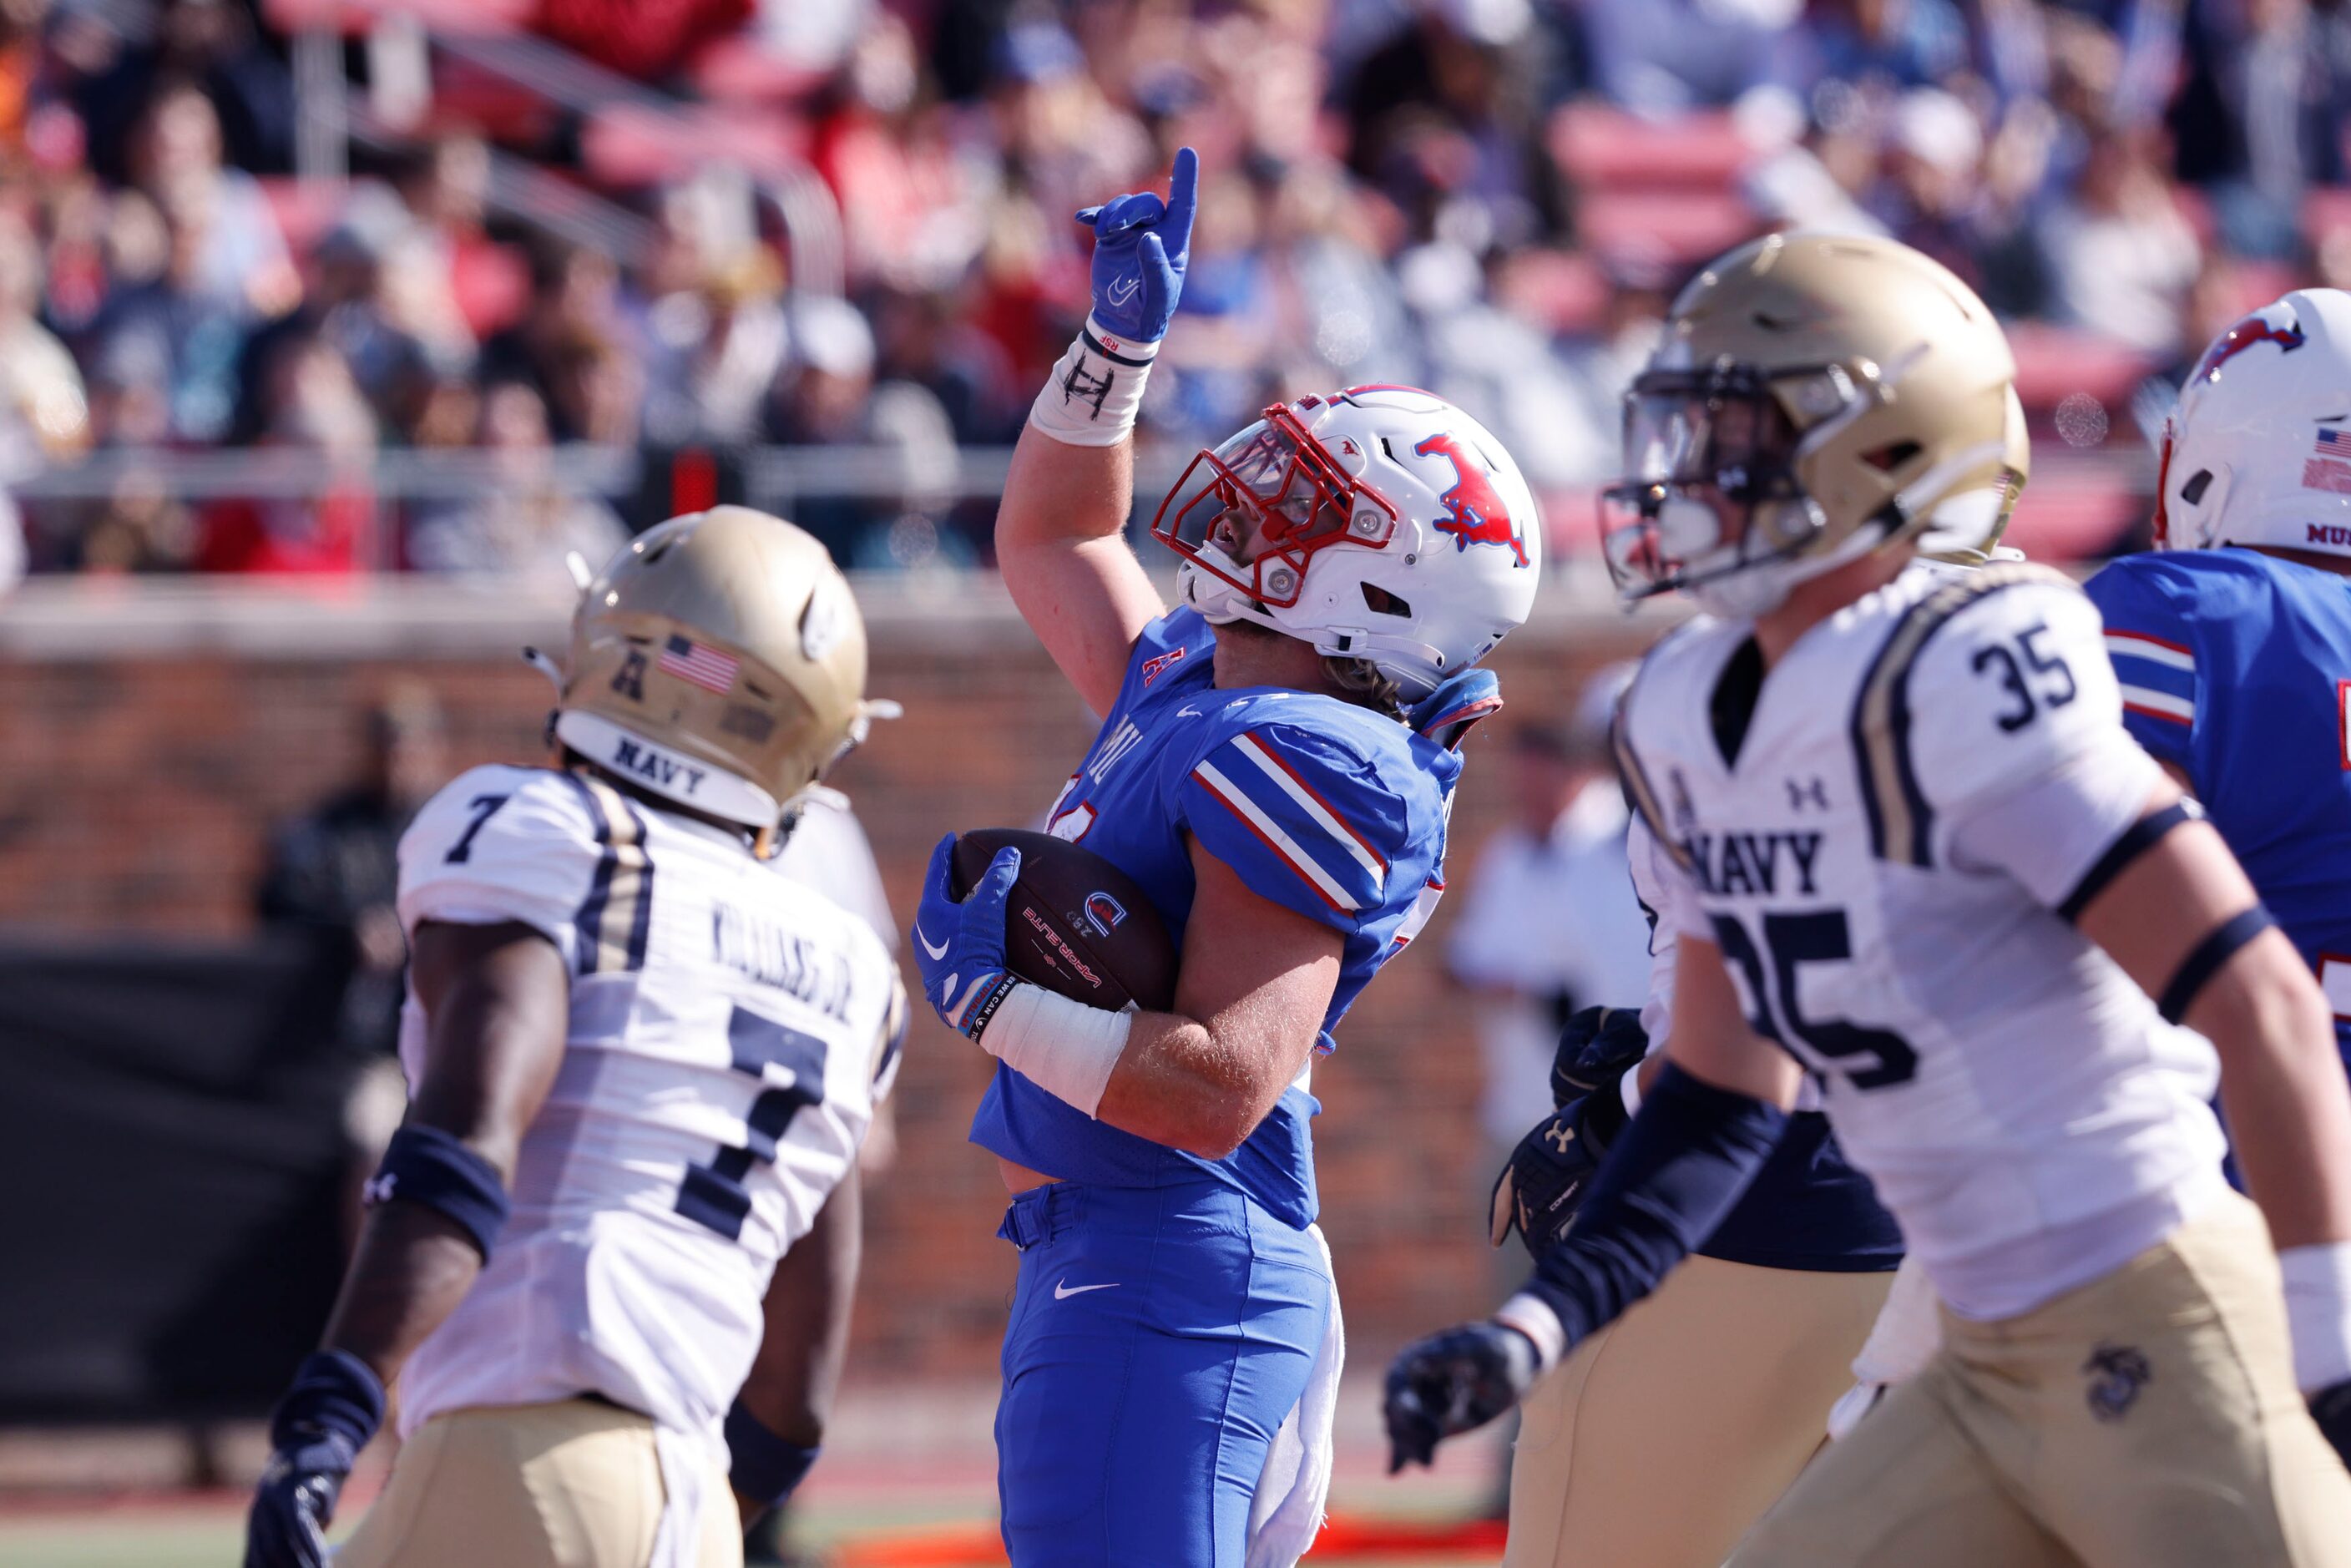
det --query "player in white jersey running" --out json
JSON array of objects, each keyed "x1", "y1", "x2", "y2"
[
  {"x1": 1385, "y1": 231, "x2": 2351, "y2": 1565},
  {"x1": 242, "y1": 507, "x2": 907, "y2": 1568}
]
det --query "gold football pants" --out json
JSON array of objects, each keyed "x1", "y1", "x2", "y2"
[
  {"x1": 336, "y1": 1399, "x2": 742, "y2": 1568},
  {"x1": 1735, "y1": 1193, "x2": 2351, "y2": 1568},
  {"x1": 1504, "y1": 1252, "x2": 1893, "y2": 1568}
]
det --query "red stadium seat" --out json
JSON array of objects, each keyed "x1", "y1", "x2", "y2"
[
  {"x1": 256, "y1": 176, "x2": 346, "y2": 258},
  {"x1": 1550, "y1": 103, "x2": 1753, "y2": 192},
  {"x1": 2005, "y1": 322, "x2": 2159, "y2": 416},
  {"x1": 263, "y1": 0, "x2": 533, "y2": 35},
  {"x1": 1575, "y1": 190, "x2": 1760, "y2": 266},
  {"x1": 582, "y1": 103, "x2": 812, "y2": 187},
  {"x1": 689, "y1": 36, "x2": 831, "y2": 103},
  {"x1": 1493, "y1": 248, "x2": 1610, "y2": 336}
]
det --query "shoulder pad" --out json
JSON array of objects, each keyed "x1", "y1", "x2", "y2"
[
  {"x1": 398, "y1": 766, "x2": 653, "y2": 974},
  {"x1": 1853, "y1": 564, "x2": 2125, "y2": 863},
  {"x1": 1180, "y1": 712, "x2": 1424, "y2": 931}
]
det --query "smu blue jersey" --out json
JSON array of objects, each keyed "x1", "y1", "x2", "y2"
[
  {"x1": 2087, "y1": 548, "x2": 2351, "y2": 1039},
  {"x1": 968, "y1": 606, "x2": 1461, "y2": 1227}
]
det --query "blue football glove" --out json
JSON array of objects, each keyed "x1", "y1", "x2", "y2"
[
  {"x1": 1383, "y1": 1318, "x2": 1543, "y2": 1473},
  {"x1": 912, "y1": 833, "x2": 1023, "y2": 1039},
  {"x1": 1074, "y1": 146, "x2": 1197, "y2": 346},
  {"x1": 245, "y1": 1351, "x2": 383, "y2": 1568}
]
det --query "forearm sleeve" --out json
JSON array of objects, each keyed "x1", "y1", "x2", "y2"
[{"x1": 1498, "y1": 1064, "x2": 1788, "y2": 1367}]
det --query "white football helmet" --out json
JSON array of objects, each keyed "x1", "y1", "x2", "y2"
[
  {"x1": 1153, "y1": 385, "x2": 1543, "y2": 699},
  {"x1": 2156, "y1": 287, "x2": 2351, "y2": 558}
]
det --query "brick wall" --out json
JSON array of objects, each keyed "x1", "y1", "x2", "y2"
[{"x1": 0, "y1": 580, "x2": 1665, "y2": 1378}]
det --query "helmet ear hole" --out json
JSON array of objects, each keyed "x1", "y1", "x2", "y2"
[
  {"x1": 1361, "y1": 583, "x2": 1413, "y2": 617},
  {"x1": 2180, "y1": 469, "x2": 2215, "y2": 506},
  {"x1": 1863, "y1": 439, "x2": 1923, "y2": 473}
]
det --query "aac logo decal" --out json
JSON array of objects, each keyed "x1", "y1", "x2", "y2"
[
  {"x1": 1082, "y1": 891, "x2": 1127, "y2": 937},
  {"x1": 1414, "y1": 432, "x2": 1529, "y2": 568}
]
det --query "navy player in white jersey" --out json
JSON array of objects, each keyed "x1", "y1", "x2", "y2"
[
  {"x1": 907, "y1": 149, "x2": 1541, "y2": 1565},
  {"x1": 1834, "y1": 286, "x2": 2351, "y2": 1469},
  {"x1": 1384, "y1": 233, "x2": 2351, "y2": 1565},
  {"x1": 244, "y1": 508, "x2": 906, "y2": 1568}
]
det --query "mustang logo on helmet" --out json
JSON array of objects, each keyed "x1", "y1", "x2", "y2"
[
  {"x1": 2192, "y1": 307, "x2": 2307, "y2": 385},
  {"x1": 1415, "y1": 432, "x2": 1529, "y2": 569}
]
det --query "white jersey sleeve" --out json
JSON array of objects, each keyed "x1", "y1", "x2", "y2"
[
  {"x1": 397, "y1": 766, "x2": 624, "y2": 969},
  {"x1": 1880, "y1": 574, "x2": 2127, "y2": 839}
]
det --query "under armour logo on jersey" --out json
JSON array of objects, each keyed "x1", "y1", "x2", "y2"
[
  {"x1": 1786, "y1": 776, "x2": 1829, "y2": 811},
  {"x1": 361, "y1": 1173, "x2": 397, "y2": 1206},
  {"x1": 1668, "y1": 768, "x2": 1699, "y2": 836},
  {"x1": 2083, "y1": 1343, "x2": 2151, "y2": 1422}
]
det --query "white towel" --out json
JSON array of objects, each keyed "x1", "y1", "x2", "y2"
[
  {"x1": 1826, "y1": 1252, "x2": 1942, "y2": 1441},
  {"x1": 1246, "y1": 1223, "x2": 1344, "y2": 1568},
  {"x1": 650, "y1": 1420, "x2": 720, "y2": 1568}
]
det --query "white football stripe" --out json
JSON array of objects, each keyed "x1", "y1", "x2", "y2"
[
  {"x1": 2119, "y1": 683, "x2": 2194, "y2": 721},
  {"x1": 2104, "y1": 632, "x2": 2195, "y2": 672},
  {"x1": 1231, "y1": 733, "x2": 1388, "y2": 887},
  {"x1": 1195, "y1": 760, "x2": 1361, "y2": 911}
]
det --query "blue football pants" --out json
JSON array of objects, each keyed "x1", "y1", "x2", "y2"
[{"x1": 992, "y1": 1178, "x2": 1331, "y2": 1566}]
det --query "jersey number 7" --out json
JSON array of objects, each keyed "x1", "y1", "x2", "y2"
[
  {"x1": 676, "y1": 1007, "x2": 828, "y2": 1241},
  {"x1": 1710, "y1": 909, "x2": 1920, "y2": 1090}
]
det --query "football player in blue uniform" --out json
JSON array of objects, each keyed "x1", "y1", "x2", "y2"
[
  {"x1": 2076, "y1": 286, "x2": 2351, "y2": 1432},
  {"x1": 908, "y1": 147, "x2": 1543, "y2": 1566}
]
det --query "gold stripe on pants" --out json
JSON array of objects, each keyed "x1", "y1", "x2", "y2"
[
  {"x1": 1505, "y1": 1253, "x2": 1892, "y2": 1568},
  {"x1": 336, "y1": 1399, "x2": 742, "y2": 1568},
  {"x1": 1734, "y1": 1192, "x2": 2351, "y2": 1568}
]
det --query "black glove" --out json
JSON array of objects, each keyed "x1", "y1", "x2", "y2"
[
  {"x1": 2309, "y1": 1378, "x2": 2351, "y2": 1468},
  {"x1": 1550, "y1": 1004, "x2": 1651, "y2": 1110},
  {"x1": 245, "y1": 1351, "x2": 385, "y2": 1568},
  {"x1": 1383, "y1": 1318, "x2": 1543, "y2": 1473},
  {"x1": 1491, "y1": 1008, "x2": 1648, "y2": 1256}
]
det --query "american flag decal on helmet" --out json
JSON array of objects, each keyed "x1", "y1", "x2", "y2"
[{"x1": 659, "y1": 634, "x2": 740, "y2": 694}]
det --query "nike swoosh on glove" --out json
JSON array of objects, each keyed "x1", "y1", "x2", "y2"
[
  {"x1": 912, "y1": 833, "x2": 1022, "y2": 1039},
  {"x1": 1074, "y1": 146, "x2": 1197, "y2": 346},
  {"x1": 1382, "y1": 1318, "x2": 1542, "y2": 1473}
]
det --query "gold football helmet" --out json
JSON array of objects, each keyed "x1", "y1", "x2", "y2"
[
  {"x1": 1600, "y1": 231, "x2": 2029, "y2": 618},
  {"x1": 552, "y1": 506, "x2": 895, "y2": 833}
]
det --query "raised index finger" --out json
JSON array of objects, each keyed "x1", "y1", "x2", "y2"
[{"x1": 1162, "y1": 146, "x2": 1200, "y2": 250}]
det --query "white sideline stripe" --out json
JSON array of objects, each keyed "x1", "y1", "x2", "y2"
[
  {"x1": 2105, "y1": 631, "x2": 2196, "y2": 672},
  {"x1": 2119, "y1": 683, "x2": 2193, "y2": 721},
  {"x1": 1195, "y1": 760, "x2": 1361, "y2": 911},
  {"x1": 1231, "y1": 733, "x2": 1388, "y2": 888}
]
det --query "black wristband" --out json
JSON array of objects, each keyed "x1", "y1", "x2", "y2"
[
  {"x1": 2158, "y1": 906, "x2": 2278, "y2": 1024},
  {"x1": 270, "y1": 1348, "x2": 385, "y2": 1454}
]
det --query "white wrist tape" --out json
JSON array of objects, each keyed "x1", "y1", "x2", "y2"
[
  {"x1": 976, "y1": 981, "x2": 1132, "y2": 1118},
  {"x1": 1494, "y1": 1292, "x2": 1568, "y2": 1373},
  {"x1": 1619, "y1": 1060, "x2": 1646, "y2": 1120},
  {"x1": 1027, "y1": 315, "x2": 1158, "y2": 448},
  {"x1": 2279, "y1": 1242, "x2": 2351, "y2": 1393}
]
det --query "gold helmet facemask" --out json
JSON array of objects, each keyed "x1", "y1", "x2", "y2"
[
  {"x1": 1599, "y1": 231, "x2": 2029, "y2": 619},
  {"x1": 539, "y1": 506, "x2": 897, "y2": 843}
]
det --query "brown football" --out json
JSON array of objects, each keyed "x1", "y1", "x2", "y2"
[{"x1": 948, "y1": 828, "x2": 1178, "y2": 1014}]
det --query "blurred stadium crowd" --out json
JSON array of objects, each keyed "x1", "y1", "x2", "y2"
[{"x1": 0, "y1": 0, "x2": 2343, "y2": 583}]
